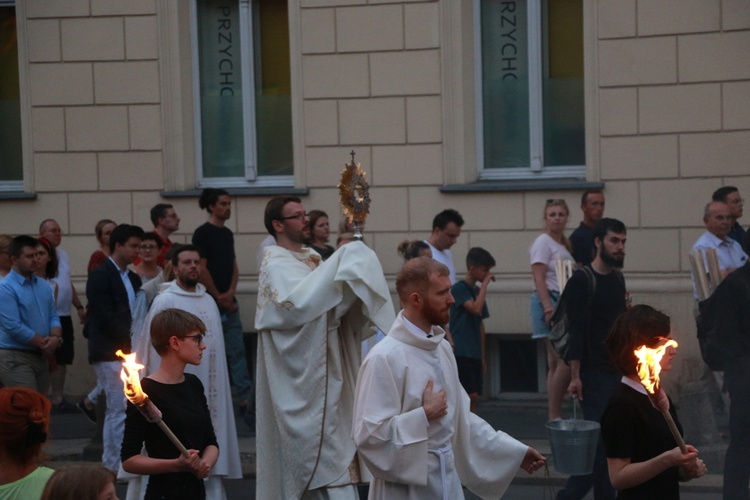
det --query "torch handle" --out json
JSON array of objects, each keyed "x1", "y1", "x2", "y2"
[
  {"x1": 661, "y1": 410, "x2": 688, "y2": 454},
  {"x1": 156, "y1": 419, "x2": 191, "y2": 458}
]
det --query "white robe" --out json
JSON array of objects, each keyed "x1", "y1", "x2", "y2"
[
  {"x1": 122, "y1": 281, "x2": 242, "y2": 499},
  {"x1": 255, "y1": 242, "x2": 395, "y2": 499},
  {"x1": 353, "y1": 312, "x2": 529, "y2": 500}
]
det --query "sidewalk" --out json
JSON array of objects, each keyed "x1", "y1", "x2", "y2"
[{"x1": 43, "y1": 397, "x2": 723, "y2": 494}]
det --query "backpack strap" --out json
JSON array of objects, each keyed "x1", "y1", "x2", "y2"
[{"x1": 581, "y1": 266, "x2": 597, "y2": 360}]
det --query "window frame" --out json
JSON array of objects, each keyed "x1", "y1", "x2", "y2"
[
  {"x1": 189, "y1": 0, "x2": 294, "y2": 189},
  {"x1": 473, "y1": 0, "x2": 586, "y2": 181}
]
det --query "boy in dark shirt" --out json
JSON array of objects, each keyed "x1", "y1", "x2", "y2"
[{"x1": 449, "y1": 247, "x2": 496, "y2": 412}]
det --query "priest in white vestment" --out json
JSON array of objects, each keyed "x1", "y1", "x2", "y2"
[
  {"x1": 353, "y1": 257, "x2": 546, "y2": 499},
  {"x1": 255, "y1": 197, "x2": 396, "y2": 499},
  {"x1": 123, "y1": 245, "x2": 242, "y2": 499}
]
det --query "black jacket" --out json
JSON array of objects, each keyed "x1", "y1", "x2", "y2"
[
  {"x1": 714, "y1": 262, "x2": 750, "y2": 391},
  {"x1": 86, "y1": 258, "x2": 142, "y2": 363}
]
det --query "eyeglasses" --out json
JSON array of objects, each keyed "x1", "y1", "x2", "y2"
[
  {"x1": 140, "y1": 245, "x2": 158, "y2": 251},
  {"x1": 279, "y1": 212, "x2": 309, "y2": 222},
  {"x1": 183, "y1": 334, "x2": 205, "y2": 345}
]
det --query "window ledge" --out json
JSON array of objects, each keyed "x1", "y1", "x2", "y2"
[
  {"x1": 0, "y1": 192, "x2": 37, "y2": 201},
  {"x1": 160, "y1": 187, "x2": 310, "y2": 198},
  {"x1": 440, "y1": 179, "x2": 604, "y2": 193}
]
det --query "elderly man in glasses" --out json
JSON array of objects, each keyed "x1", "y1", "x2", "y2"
[
  {"x1": 712, "y1": 186, "x2": 746, "y2": 248},
  {"x1": 254, "y1": 196, "x2": 395, "y2": 499}
]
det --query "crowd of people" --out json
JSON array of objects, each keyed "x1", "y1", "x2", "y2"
[{"x1": 0, "y1": 185, "x2": 747, "y2": 499}]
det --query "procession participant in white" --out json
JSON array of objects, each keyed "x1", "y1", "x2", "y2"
[
  {"x1": 124, "y1": 245, "x2": 241, "y2": 499},
  {"x1": 353, "y1": 257, "x2": 546, "y2": 499},
  {"x1": 255, "y1": 196, "x2": 395, "y2": 499}
]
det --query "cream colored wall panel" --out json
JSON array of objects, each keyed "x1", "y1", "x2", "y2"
[
  {"x1": 370, "y1": 50, "x2": 440, "y2": 96},
  {"x1": 599, "y1": 38, "x2": 676, "y2": 86},
  {"x1": 598, "y1": 0, "x2": 636, "y2": 38},
  {"x1": 471, "y1": 230, "x2": 531, "y2": 274},
  {"x1": 301, "y1": 0, "x2": 365, "y2": 6},
  {"x1": 601, "y1": 135, "x2": 679, "y2": 180},
  {"x1": 639, "y1": 84, "x2": 721, "y2": 133},
  {"x1": 63, "y1": 235, "x2": 99, "y2": 277},
  {"x1": 31, "y1": 107, "x2": 66, "y2": 151},
  {"x1": 98, "y1": 152, "x2": 163, "y2": 191},
  {"x1": 640, "y1": 179, "x2": 718, "y2": 228},
  {"x1": 404, "y1": 3, "x2": 439, "y2": 49},
  {"x1": 599, "y1": 88, "x2": 637, "y2": 136},
  {"x1": 372, "y1": 231, "x2": 427, "y2": 275},
  {"x1": 637, "y1": 0, "x2": 720, "y2": 35},
  {"x1": 90, "y1": 0, "x2": 156, "y2": 16},
  {"x1": 300, "y1": 8, "x2": 336, "y2": 54},
  {"x1": 723, "y1": 0, "x2": 750, "y2": 30},
  {"x1": 0, "y1": 194, "x2": 67, "y2": 235},
  {"x1": 679, "y1": 32, "x2": 750, "y2": 82},
  {"x1": 66, "y1": 106, "x2": 129, "y2": 151},
  {"x1": 26, "y1": 0, "x2": 89, "y2": 18},
  {"x1": 485, "y1": 293, "x2": 531, "y2": 333},
  {"x1": 129, "y1": 105, "x2": 162, "y2": 150},
  {"x1": 336, "y1": 5, "x2": 403, "y2": 52},
  {"x1": 356, "y1": 186, "x2": 409, "y2": 232},
  {"x1": 523, "y1": 192, "x2": 579, "y2": 230},
  {"x1": 26, "y1": 20, "x2": 61, "y2": 62},
  {"x1": 34, "y1": 153, "x2": 98, "y2": 192},
  {"x1": 597, "y1": 181, "x2": 639, "y2": 229},
  {"x1": 68, "y1": 192, "x2": 133, "y2": 235},
  {"x1": 680, "y1": 227, "x2": 708, "y2": 272},
  {"x1": 369, "y1": 0, "x2": 432, "y2": 3},
  {"x1": 625, "y1": 228, "x2": 681, "y2": 272},
  {"x1": 29, "y1": 63, "x2": 93, "y2": 105},
  {"x1": 125, "y1": 16, "x2": 158, "y2": 60},
  {"x1": 305, "y1": 146, "x2": 373, "y2": 187},
  {"x1": 681, "y1": 131, "x2": 750, "y2": 177},
  {"x1": 372, "y1": 144, "x2": 442, "y2": 186},
  {"x1": 131, "y1": 191, "x2": 170, "y2": 229},
  {"x1": 94, "y1": 62, "x2": 160, "y2": 104},
  {"x1": 301, "y1": 187, "x2": 344, "y2": 228},
  {"x1": 406, "y1": 96, "x2": 441, "y2": 143},
  {"x1": 303, "y1": 100, "x2": 339, "y2": 146},
  {"x1": 61, "y1": 18, "x2": 125, "y2": 61},
  {"x1": 234, "y1": 196, "x2": 280, "y2": 234},
  {"x1": 339, "y1": 98, "x2": 406, "y2": 144},
  {"x1": 302, "y1": 54, "x2": 369, "y2": 98},
  {"x1": 723, "y1": 82, "x2": 750, "y2": 130}
]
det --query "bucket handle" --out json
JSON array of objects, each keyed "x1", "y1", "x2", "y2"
[{"x1": 572, "y1": 395, "x2": 583, "y2": 421}]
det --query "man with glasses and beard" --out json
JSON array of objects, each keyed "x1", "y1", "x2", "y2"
[
  {"x1": 125, "y1": 244, "x2": 242, "y2": 497},
  {"x1": 557, "y1": 218, "x2": 629, "y2": 500},
  {"x1": 254, "y1": 196, "x2": 395, "y2": 499}
]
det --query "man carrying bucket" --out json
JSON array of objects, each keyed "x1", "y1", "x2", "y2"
[{"x1": 558, "y1": 218, "x2": 629, "y2": 500}]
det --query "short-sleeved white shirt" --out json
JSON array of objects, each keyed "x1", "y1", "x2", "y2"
[{"x1": 529, "y1": 233, "x2": 574, "y2": 293}]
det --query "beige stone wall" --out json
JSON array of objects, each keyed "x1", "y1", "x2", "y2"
[{"x1": 3, "y1": 0, "x2": 749, "y2": 395}]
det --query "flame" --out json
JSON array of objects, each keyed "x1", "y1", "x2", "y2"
[
  {"x1": 116, "y1": 349, "x2": 148, "y2": 406},
  {"x1": 634, "y1": 339, "x2": 678, "y2": 394}
]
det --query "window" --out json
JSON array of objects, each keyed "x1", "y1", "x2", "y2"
[
  {"x1": 476, "y1": 0, "x2": 585, "y2": 180},
  {"x1": 0, "y1": 0, "x2": 22, "y2": 191},
  {"x1": 191, "y1": 0, "x2": 292, "y2": 188}
]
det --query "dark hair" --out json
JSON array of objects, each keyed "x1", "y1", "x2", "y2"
[
  {"x1": 606, "y1": 305, "x2": 671, "y2": 376},
  {"x1": 141, "y1": 232, "x2": 163, "y2": 250},
  {"x1": 466, "y1": 247, "x2": 496, "y2": 268},
  {"x1": 37, "y1": 237, "x2": 59, "y2": 279},
  {"x1": 151, "y1": 308, "x2": 206, "y2": 356},
  {"x1": 712, "y1": 186, "x2": 738, "y2": 203},
  {"x1": 109, "y1": 224, "x2": 145, "y2": 254},
  {"x1": 397, "y1": 240, "x2": 431, "y2": 261},
  {"x1": 432, "y1": 209, "x2": 464, "y2": 231},
  {"x1": 170, "y1": 244, "x2": 202, "y2": 266},
  {"x1": 581, "y1": 189, "x2": 603, "y2": 206},
  {"x1": 9, "y1": 235, "x2": 39, "y2": 258},
  {"x1": 307, "y1": 210, "x2": 328, "y2": 242},
  {"x1": 264, "y1": 196, "x2": 302, "y2": 237},
  {"x1": 198, "y1": 188, "x2": 229, "y2": 213},
  {"x1": 150, "y1": 203, "x2": 174, "y2": 227},
  {"x1": 396, "y1": 257, "x2": 450, "y2": 304},
  {"x1": 41, "y1": 465, "x2": 116, "y2": 500},
  {"x1": 0, "y1": 387, "x2": 51, "y2": 467},
  {"x1": 592, "y1": 217, "x2": 626, "y2": 243}
]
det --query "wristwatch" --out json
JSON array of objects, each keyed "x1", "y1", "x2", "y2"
[{"x1": 52, "y1": 336, "x2": 63, "y2": 345}]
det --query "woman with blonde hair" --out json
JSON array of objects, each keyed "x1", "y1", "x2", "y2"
[
  {"x1": 88, "y1": 219, "x2": 116, "y2": 275},
  {"x1": 0, "y1": 387, "x2": 55, "y2": 499},
  {"x1": 41, "y1": 465, "x2": 118, "y2": 500},
  {"x1": 529, "y1": 198, "x2": 575, "y2": 422}
]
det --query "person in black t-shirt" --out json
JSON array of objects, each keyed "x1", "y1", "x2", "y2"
[
  {"x1": 569, "y1": 189, "x2": 605, "y2": 268},
  {"x1": 601, "y1": 305, "x2": 706, "y2": 499}
]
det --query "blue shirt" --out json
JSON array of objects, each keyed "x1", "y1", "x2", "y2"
[
  {"x1": 0, "y1": 269, "x2": 61, "y2": 349},
  {"x1": 449, "y1": 280, "x2": 489, "y2": 359}
]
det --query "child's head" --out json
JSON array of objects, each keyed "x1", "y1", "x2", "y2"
[
  {"x1": 466, "y1": 247, "x2": 495, "y2": 278},
  {"x1": 150, "y1": 308, "x2": 207, "y2": 356},
  {"x1": 41, "y1": 465, "x2": 118, "y2": 500}
]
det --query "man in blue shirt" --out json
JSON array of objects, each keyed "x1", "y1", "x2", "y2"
[{"x1": 0, "y1": 235, "x2": 62, "y2": 392}]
